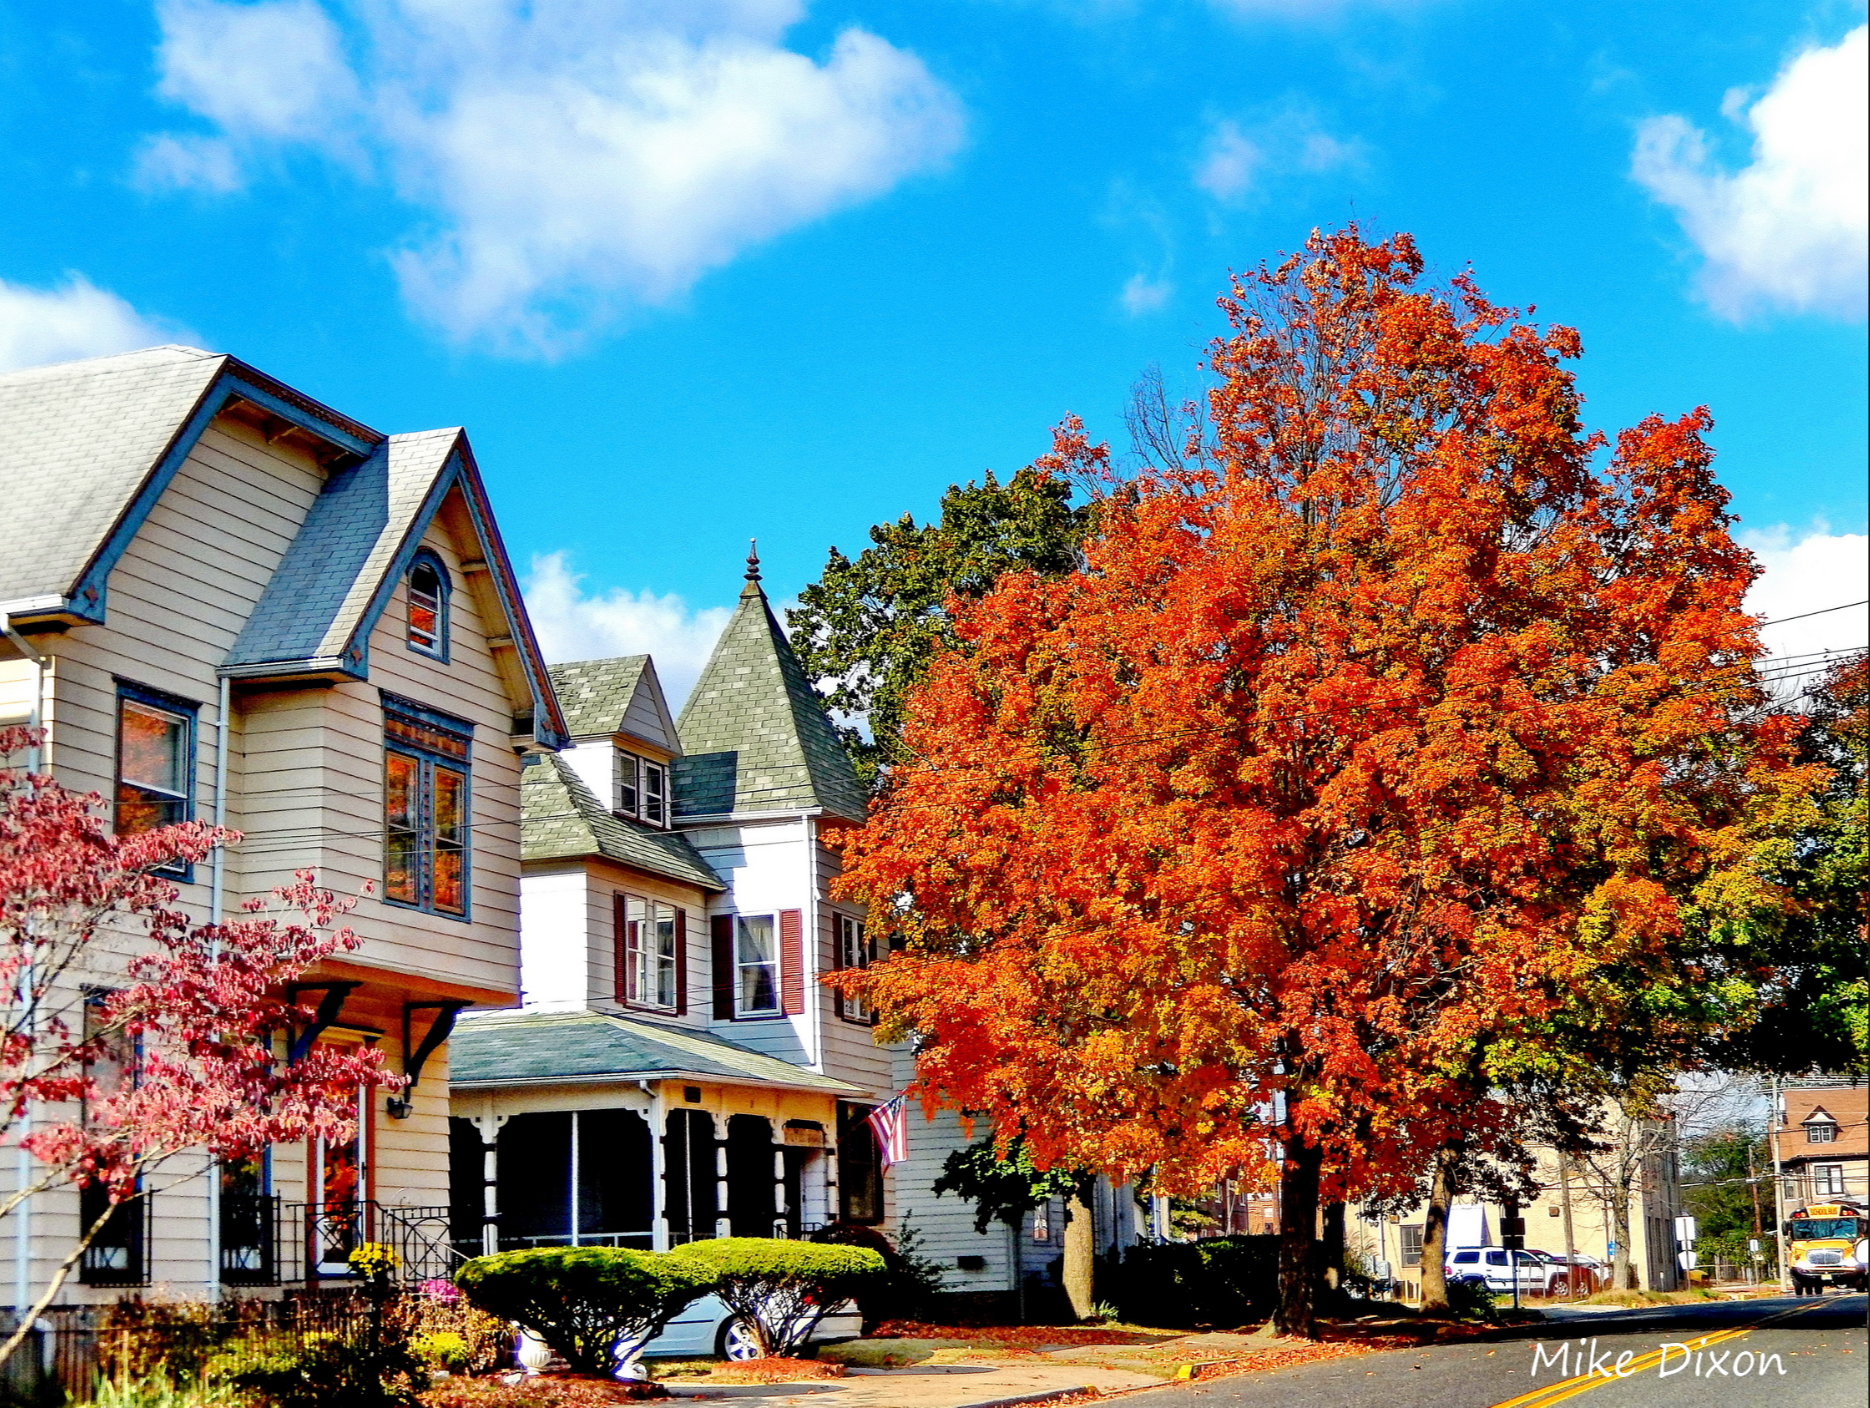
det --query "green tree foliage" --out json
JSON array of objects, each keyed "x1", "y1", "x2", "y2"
[
  {"x1": 671, "y1": 1238, "x2": 887, "y2": 1357},
  {"x1": 788, "y1": 465, "x2": 1089, "y2": 789},
  {"x1": 1681, "y1": 1125, "x2": 1771, "y2": 1249},
  {"x1": 453, "y1": 1246, "x2": 716, "y2": 1376},
  {"x1": 931, "y1": 1135, "x2": 1087, "y2": 1235},
  {"x1": 1719, "y1": 657, "x2": 1868, "y2": 1076}
]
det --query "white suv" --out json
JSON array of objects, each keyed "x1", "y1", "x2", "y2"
[{"x1": 1445, "y1": 1246, "x2": 1554, "y2": 1294}]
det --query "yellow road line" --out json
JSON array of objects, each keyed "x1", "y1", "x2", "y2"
[{"x1": 1487, "y1": 1297, "x2": 1845, "y2": 1408}]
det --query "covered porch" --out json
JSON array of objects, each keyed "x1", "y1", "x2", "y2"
[{"x1": 447, "y1": 1010, "x2": 876, "y2": 1256}]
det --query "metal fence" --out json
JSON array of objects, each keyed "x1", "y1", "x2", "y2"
[{"x1": 1, "y1": 1295, "x2": 390, "y2": 1405}]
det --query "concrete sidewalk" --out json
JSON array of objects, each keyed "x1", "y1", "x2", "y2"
[{"x1": 663, "y1": 1359, "x2": 1160, "y2": 1407}]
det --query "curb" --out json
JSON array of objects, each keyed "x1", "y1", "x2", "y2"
[{"x1": 952, "y1": 1389, "x2": 1102, "y2": 1408}]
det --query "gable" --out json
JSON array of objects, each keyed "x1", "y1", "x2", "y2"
[
  {"x1": 0, "y1": 346, "x2": 378, "y2": 624},
  {"x1": 226, "y1": 430, "x2": 567, "y2": 748}
]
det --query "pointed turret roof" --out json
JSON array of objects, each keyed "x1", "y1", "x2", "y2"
[{"x1": 674, "y1": 546, "x2": 867, "y2": 824}]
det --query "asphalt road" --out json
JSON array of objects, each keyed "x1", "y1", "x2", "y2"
[{"x1": 1123, "y1": 1293, "x2": 1868, "y2": 1408}]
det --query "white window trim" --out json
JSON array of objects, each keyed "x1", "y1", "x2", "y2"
[{"x1": 735, "y1": 913, "x2": 782, "y2": 1017}]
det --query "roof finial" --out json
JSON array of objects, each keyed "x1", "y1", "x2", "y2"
[{"x1": 745, "y1": 538, "x2": 761, "y2": 583}]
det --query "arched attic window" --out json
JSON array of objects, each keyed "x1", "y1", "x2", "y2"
[{"x1": 407, "y1": 552, "x2": 451, "y2": 660}]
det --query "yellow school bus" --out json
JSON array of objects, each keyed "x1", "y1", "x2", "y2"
[{"x1": 1786, "y1": 1201, "x2": 1868, "y2": 1295}]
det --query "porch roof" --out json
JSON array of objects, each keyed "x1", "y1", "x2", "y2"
[{"x1": 449, "y1": 1009, "x2": 862, "y2": 1095}]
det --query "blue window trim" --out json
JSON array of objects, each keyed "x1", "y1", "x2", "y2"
[
  {"x1": 113, "y1": 679, "x2": 200, "y2": 883},
  {"x1": 404, "y1": 548, "x2": 452, "y2": 664},
  {"x1": 381, "y1": 696, "x2": 473, "y2": 923}
]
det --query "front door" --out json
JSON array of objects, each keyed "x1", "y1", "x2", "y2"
[{"x1": 310, "y1": 1086, "x2": 369, "y2": 1275}]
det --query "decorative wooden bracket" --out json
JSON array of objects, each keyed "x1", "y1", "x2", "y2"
[
  {"x1": 285, "y1": 981, "x2": 361, "y2": 1063},
  {"x1": 386, "y1": 1000, "x2": 472, "y2": 1118}
]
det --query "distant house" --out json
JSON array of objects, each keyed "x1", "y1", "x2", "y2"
[
  {"x1": 1777, "y1": 1082, "x2": 1868, "y2": 1206},
  {"x1": 448, "y1": 553, "x2": 881, "y2": 1256},
  {"x1": 455, "y1": 552, "x2": 1149, "y2": 1304},
  {"x1": 0, "y1": 345, "x2": 563, "y2": 1302}
]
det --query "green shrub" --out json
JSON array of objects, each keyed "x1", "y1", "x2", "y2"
[
  {"x1": 1094, "y1": 1236, "x2": 1277, "y2": 1328},
  {"x1": 672, "y1": 1238, "x2": 887, "y2": 1357},
  {"x1": 454, "y1": 1247, "x2": 716, "y2": 1377},
  {"x1": 1445, "y1": 1277, "x2": 1500, "y2": 1323},
  {"x1": 809, "y1": 1218, "x2": 946, "y2": 1326},
  {"x1": 206, "y1": 1328, "x2": 424, "y2": 1408}
]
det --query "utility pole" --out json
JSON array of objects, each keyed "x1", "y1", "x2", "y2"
[
  {"x1": 1558, "y1": 1151, "x2": 1579, "y2": 1297},
  {"x1": 1769, "y1": 1076, "x2": 1788, "y2": 1292}
]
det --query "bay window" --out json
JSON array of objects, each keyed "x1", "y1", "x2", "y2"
[{"x1": 382, "y1": 698, "x2": 471, "y2": 917}]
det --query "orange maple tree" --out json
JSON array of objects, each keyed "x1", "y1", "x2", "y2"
[{"x1": 832, "y1": 228, "x2": 1809, "y2": 1336}]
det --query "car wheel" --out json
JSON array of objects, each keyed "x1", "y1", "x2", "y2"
[{"x1": 718, "y1": 1318, "x2": 764, "y2": 1361}]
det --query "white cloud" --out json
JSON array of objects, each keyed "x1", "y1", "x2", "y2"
[
  {"x1": 1194, "y1": 121, "x2": 1259, "y2": 202},
  {"x1": 154, "y1": 0, "x2": 358, "y2": 146},
  {"x1": 1632, "y1": 26, "x2": 1868, "y2": 319},
  {"x1": 1119, "y1": 272, "x2": 1173, "y2": 315},
  {"x1": 0, "y1": 275, "x2": 186, "y2": 373},
  {"x1": 1192, "y1": 110, "x2": 1359, "y2": 205},
  {"x1": 1741, "y1": 526, "x2": 1868, "y2": 674},
  {"x1": 522, "y1": 552, "x2": 734, "y2": 710},
  {"x1": 145, "y1": 0, "x2": 964, "y2": 353}
]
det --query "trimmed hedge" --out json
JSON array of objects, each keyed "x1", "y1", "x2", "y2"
[
  {"x1": 454, "y1": 1246, "x2": 716, "y2": 1375},
  {"x1": 672, "y1": 1238, "x2": 887, "y2": 1357},
  {"x1": 1094, "y1": 1236, "x2": 1278, "y2": 1328}
]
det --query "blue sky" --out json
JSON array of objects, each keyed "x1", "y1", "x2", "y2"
[{"x1": 2, "y1": 0, "x2": 1864, "y2": 701}]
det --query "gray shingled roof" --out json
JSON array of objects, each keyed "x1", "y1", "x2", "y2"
[
  {"x1": 450, "y1": 1009, "x2": 861, "y2": 1092},
  {"x1": 674, "y1": 577, "x2": 867, "y2": 823},
  {"x1": 550, "y1": 656, "x2": 648, "y2": 736},
  {"x1": 523, "y1": 753, "x2": 723, "y2": 890},
  {"x1": 226, "y1": 429, "x2": 459, "y2": 669},
  {"x1": 0, "y1": 346, "x2": 226, "y2": 606}
]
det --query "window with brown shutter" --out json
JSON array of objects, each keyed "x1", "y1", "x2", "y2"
[
  {"x1": 780, "y1": 909, "x2": 804, "y2": 1015},
  {"x1": 674, "y1": 908, "x2": 687, "y2": 1016}
]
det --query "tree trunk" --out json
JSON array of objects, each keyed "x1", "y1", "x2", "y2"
[
  {"x1": 1609, "y1": 1172, "x2": 1636, "y2": 1290},
  {"x1": 1273, "y1": 1139, "x2": 1323, "y2": 1338},
  {"x1": 1063, "y1": 1185, "x2": 1096, "y2": 1320},
  {"x1": 1319, "y1": 1200, "x2": 1346, "y2": 1308},
  {"x1": 1418, "y1": 1146, "x2": 1457, "y2": 1314}
]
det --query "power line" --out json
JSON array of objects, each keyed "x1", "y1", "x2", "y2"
[{"x1": 1760, "y1": 599, "x2": 1868, "y2": 627}]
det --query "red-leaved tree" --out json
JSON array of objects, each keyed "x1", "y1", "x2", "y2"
[
  {"x1": 832, "y1": 228, "x2": 1811, "y2": 1336},
  {"x1": 0, "y1": 725, "x2": 397, "y2": 1364}
]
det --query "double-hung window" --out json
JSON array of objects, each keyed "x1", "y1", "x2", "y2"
[
  {"x1": 834, "y1": 914, "x2": 873, "y2": 1023},
  {"x1": 80, "y1": 990, "x2": 149, "y2": 1286},
  {"x1": 618, "y1": 895, "x2": 684, "y2": 1010},
  {"x1": 383, "y1": 698, "x2": 471, "y2": 917},
  {"x1": 614, "y1": 752, "x2": 669, "y2": 828},
  {"x1": 1805, "y1": 1120, "x2": 1837, "y2": 1144},
  {"x1": 642, "y1": 761, "x2": 667, "y2": 826},
  {"x1": 115, "y1": 683, "x2": 194, "y2": 854},
  {"x1": 1813, "y1": 1163, "x2": 1846, "y2": 1197},
  {"x1": 617, "y1": 752, "x2": 640, "y2": 815},
  {"x1": 735, "y1": 915, "x2": 781, "y2": 1016}
]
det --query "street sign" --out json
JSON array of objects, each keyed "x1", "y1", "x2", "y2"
[{"x1": 1503, "y1": 1215, "x2": 1525, "y2": 1249}]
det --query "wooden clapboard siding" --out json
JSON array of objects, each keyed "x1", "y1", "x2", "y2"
[
  {"x1": 1, "y1": 406, "x2": 531, "y2": 1303},
  {"x1": 812, "y1": 823, "x2": 890, "y2": 1099},
  {"x1": 579, "y1": 858, "x2": 709, "y2": 1017},
  {"x1": 233, "y1": 505, "x2": 524, "y2": 1002}
]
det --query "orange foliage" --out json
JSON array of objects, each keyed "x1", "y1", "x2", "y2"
[{"x1": 832, "y1": 228, "x2": 1807, "y2": 1245}]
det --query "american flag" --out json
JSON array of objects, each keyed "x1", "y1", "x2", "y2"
[{"x1": 866, "y1": 1095, "x2": 910, "y2": 1169}]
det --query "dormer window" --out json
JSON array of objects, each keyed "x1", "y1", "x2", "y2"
[
  {"x1": 617, "y1": 751, "x2": 640, "y2": 815},
  {"x1": 613, "y1": 751, "x2": 668, "y2": 828},
  {"x1": 1804, "y1": 1116, "x2": 1838, "y2": 1144},
  {"x1": 406, "y1": 554, "x2": 449, "y2": 659},
  {"x1": 643, "y1": 762, "x2": 667, "y2": 826}
]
